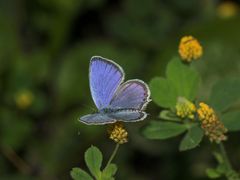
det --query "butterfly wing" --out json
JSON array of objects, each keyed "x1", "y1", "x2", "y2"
[
  {"x1": 79, "y1": 109, "x2": 146, "y2": 125},
  {"x1": 80, "y1": 113, "x2": 116, "y2": 125},
  {"x1": 110, "y1": 79, "x2": 151, "y2": 110},
  {"x1": 90, "y1": 56, "x2": 124, "y2": 110},
  {"x1": 108, "y1": 109, "x2": 147, "y2": 122}
]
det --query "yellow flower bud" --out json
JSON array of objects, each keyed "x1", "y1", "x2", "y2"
[
  {"x1": 15, "y1": 90, "x2": 34, "y2": 109},
  {"x1": 176, "y1": 97, "x2": 196, "y2": 120},
  {"x1": 217, "y1": 2, "x2": 239, "y2": 19},
  {"x1": 178, "y1": 35, "x2": 203, "y2": 62},
  {"x1": 108, "y1": 122, "x2": 128, "y2": 144},
  {"x1": 197, "y1": 102, "x2": 227, "y2": 143}
]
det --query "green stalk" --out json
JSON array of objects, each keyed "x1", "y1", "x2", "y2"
[
  {"x1": 219, "y1": 142, "x2": 240, "y2": 180},
  {"x1": 105, "y1": 143, "x2": 120, "y2": 168},
  {"x1": 219, "y1": 142, "x2": 232, "y2": 170},
  {"x1": 98, "y1": 144, "x2": 120, "y2": 180}
]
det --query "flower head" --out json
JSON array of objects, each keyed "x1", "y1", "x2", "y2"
[
  {"x1": 15, "y1": 90, "x2": 34, "y2": 109},
  {"x1": 176, "y1": 97, "x2": 196, "y2": 120},
  {"x1": 178, "y1": 35, "x2": 203, "y2": 62},
  {"x1": 108, "y1": 122, "x2": 128, "y2": 144},
  {"x1": 197, "y1": 102, "x2": 227, "y2": 143},
  {"x1": 217, "y1": 2, "x2": 239, "y2": 19}
]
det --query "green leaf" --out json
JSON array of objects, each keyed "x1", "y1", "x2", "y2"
[
  {"x1": 142, "y1": 121, "x2": 187, "y2": 139},
  {"x1": 159, "y1": 110, "x2": 181, "y2": 122},
  {"x1": 85, "y1": 146, "x2": 103, "y2": 178},
  {"x1": 216, "y1": 164, "x2": 227, "y2": 174},
  {"x1": 226, "y1": 169, "x2": 240, "y2": 179},
  {"x1": 206, "y1": 168, "x2": 222, "y2": 179},
  {"x1": 179, "y1": 125, "x2": 204, "y2": 151},
  {"x1": 149, "y1": 77, "x2": 177, "y2": 108},
  {"x1": 102, "y1": 164, "x2": 117, "y2": 180},
  {"x1": 149, "y1": 58, "x2": 200, "y2": 109},
  {"x1": 166, "y1": 58, "x2": 200, "y2": 101},
  {"x1": 221, "y1": 111, "x2": 240, "y2": 131},
  {"x1": 209, "y1": 78, "x2": 240, "y2": 112},
  {"x1": 70, "y1": 168, "x2": 93, "y2": 180}
]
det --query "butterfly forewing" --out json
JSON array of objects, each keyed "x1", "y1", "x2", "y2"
[
  {"x1": 110, "y1": 80, "x2": 150, "y2": 110},
  {"x1": 90, "y1": 56, "x2": 124, "y2": 110}
]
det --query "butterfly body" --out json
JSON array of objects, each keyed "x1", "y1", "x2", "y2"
[
  {"x1": 99, "y1": 108, "x2": 116, "y2": 114},
  {"x1": 80, "y1": 56, "x2": 150, "y2": 125}
]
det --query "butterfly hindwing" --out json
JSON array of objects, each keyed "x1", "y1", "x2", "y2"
[
  {"x1": 80, "y1": 113, "x2": 116, "y2": 125},
  {"x1": 90, "y1": 56, "x2": 124, "y2": 110},
  {"x1": 80, "y1": 109, "x2": 146, "y2": 124},
  {"x1": 110, "y1": 80, "x2": 150, "y2": 110},
  {"x1": 108, "y1": 109, "x2": 147, "y2": 122}
]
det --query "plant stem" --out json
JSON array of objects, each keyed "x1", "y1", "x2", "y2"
[
  {"x1": 105, "y1": 143, "x2": 120, "y2": 168},
  {"x1": 1, "y1": 144, "x2": 31, "y2": 175},
  {"x1": 219, "y1": 142, "x2": 232, "y2": 170},
  {"x1": 217, "y1": 142, "x2": 240, "y2": 180}
]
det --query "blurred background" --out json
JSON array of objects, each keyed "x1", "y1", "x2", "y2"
[{"x1": 0, "y1": 0, "x2": 240, "y2": 179}]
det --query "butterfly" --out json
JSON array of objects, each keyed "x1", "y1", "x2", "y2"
[{"x1": 80, "y1": 56, "x2": 151, "y2": 125}]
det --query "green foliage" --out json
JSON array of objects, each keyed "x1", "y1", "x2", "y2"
[
  {"x1": 149, "y1": 77, "x2": 177, "y2": 108},
  {"x1": 71, "y1": 168, "x2": 93, "y2": 180},
  {"x1": 206, "y1": 168, "x2": 221, "y2": 179},
  {"x1": 158, "y1": 110, "x2": 181, "y2": 121},
  {"x1": 209, "y1": 78, "x2": 240, "y2": 112},
  {"x1": 209, "y1": 78, "x2": 240, "y2": 134},
  {"x1": 106, "y1": 0, "x2": 176, "y2": 48},
  {"x1": 206, "y1": 152, "x2": 240, "y2": 180},
  {"x1": 145, "y1": 58, "x2": 203, "y2": 151},
  {"x1": 166, "y1": 58, "x2": 200, "y2": 101},
  {"x1": 71, "y1": 146, "x2": 117, "y2": 180},
  {"x1": 179, "y1": 125, "x2": 204, "y2": 151},
  {"x1": 150, "y1": 58, "x2": 200, "y2": 109},
  {"x1": 0, "y1": 109, "x2": 33, "y2": 149},
  {"x1": 145, "y1": 45, "x2": 240, "y2": 179},
  {"x1": 221, "y1": 111, "x2": 240, "y2": 132},
  {"x1": 85, "y1": 146, "x2": 103, "y2": 179},
  {"x1": 102, "y1": 164, "x2": 118, "y2": 180},
  {"x1": 142, "y1": 121, "x2": 187, "y2": 139}
]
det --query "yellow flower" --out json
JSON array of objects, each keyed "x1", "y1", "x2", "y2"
[
  {"x1": 15, "y1": 90, "x2": 34, "y2": 109},
  {"x1": 176, "y1": 97, "x2": 196, "y2": 120},
  {"x1": 108, "y1": 122, "x2": 128, "y2": 144},
  {"x1": 178, "y1": 35, "x2": 203, "y2": 62},
  {"x1": 217, "y1": 2, "x2": 239, "y2": 19},
  {"x1": 197, "y1": 102, "x2": 227, "y2": 143}
]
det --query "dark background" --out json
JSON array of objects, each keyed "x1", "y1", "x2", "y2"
[{"x1": 0, "y1": 0, "x2": 240, "y2": 179}]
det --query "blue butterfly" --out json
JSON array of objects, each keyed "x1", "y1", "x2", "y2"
[{"x1": 80, "y1": 56, "x2": 151, "y2": 125}]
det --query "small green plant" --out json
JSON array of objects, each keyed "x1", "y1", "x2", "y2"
[
  {"x1": 70, "y1": 146, "x2": 118, "y2": 180},
  {"x1": 142, "y1": 36, "x2": 240, "y2": 180},
  {"x1": 71, "y1": 122, "x2": 127, "y2": 180}
]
